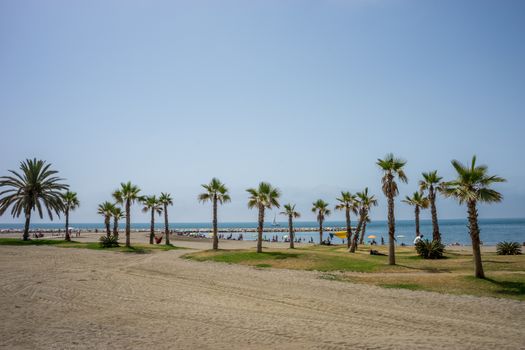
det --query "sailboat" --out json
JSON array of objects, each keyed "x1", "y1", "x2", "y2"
[{"x1": 271, "y1": 213, "x2": 280, "y2": 227}]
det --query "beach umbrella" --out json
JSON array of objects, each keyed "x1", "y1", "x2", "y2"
[{"x1": 367, "y1": 235, "x2": 376, "y2": 239}]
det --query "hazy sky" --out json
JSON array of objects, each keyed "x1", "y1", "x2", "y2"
[{"x1": 1, "y1": 0, "x2": 524, "y2": 224}]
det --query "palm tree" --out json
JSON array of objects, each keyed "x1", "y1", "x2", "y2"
[
  {"x1": 419, "y1": 170, "x2": 444, "y2": 242},
  {"x1": 377, "y1": 153, "x2": 408, "y2": 265},
  {"x1": 141, "y1": 195, "x2": 163, "y2": 245},
  {"x1": 335, "y1": 191, "x2": 358, "y2": 248},
  {"x1": 280, "y1": 203, "x2": 300, "y2": 249},
  {"x1": 62, "y1": 191, "x2": 79, "y2": 241},
  {"x1": 349, "y1": 188, "x2": 378, "y2": 252},
  {"x1": 247, "y1": 182, "x2": 281, "y2": 253},
  {"x1": 402, "y1": 192, "x2": 429, "y2": 237},
  {"x1": 0, "y1": 159, "x2": 68, "y2": 241},
  {"x1": 98, "y1": 201, "x2": 115, "y2": 238},
  {"x1": 159, "y1": 192, "x2": 174, "y2": 245},
  {"x1": 111, "y1": 206, "x2": 125, "y2": 239},
  {"x1": 113, "y1": 182, "x2": 141, "y2": 247},
  {"x1": 311, "y1": 199, "x2": 331, "y2": 244},
  {"x1": 199, "y1": 178, "x2": 231, "y2": 250},
  {"x1": 442, "y1": 156, "x2": 505, "y2": 278}
]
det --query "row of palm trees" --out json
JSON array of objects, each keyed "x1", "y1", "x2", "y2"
[
  {"x1": 0, "y1": 155, "x2": 505, "y2": 278},
  {"x1": 98, "y1": 185, "x2": 174, "y2": 247}
]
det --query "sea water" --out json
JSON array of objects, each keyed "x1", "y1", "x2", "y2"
[{"x1": 1, "y1": 218, "x2": 524, "y2": 245}]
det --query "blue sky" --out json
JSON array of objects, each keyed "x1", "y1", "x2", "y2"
[{"x1": 1, "y1": 0, "x2": 524, "y2": 224}]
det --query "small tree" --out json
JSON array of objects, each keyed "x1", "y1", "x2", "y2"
[
  {"x1": 311, "y1": 199, "x2": 331, "y2": 244},
  {"x1": 62, "y1": 191, "x2": 80, "y2": 241},
  {"x1": 247, "y1": 182, "x2": 281, "y2": 253},
  {"x1": 280, "y1": 203, "x2": 300, "y2": 249}
]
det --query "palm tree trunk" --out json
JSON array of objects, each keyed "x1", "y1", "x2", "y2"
[
  {"x1": 288, "y1": 215, "x2": 294, "y2": 249},
  {"x1": 23, "y1": 209, "x2": 31, "y2": 241},
  {"x1": 319, "y1": 217, "x2": 323, "y2": 244},
  {"x1": 149, "y1": 209, "x2": 155, "y2": 244},
  {"x1": 105, "y1": 216, "x2": 111, "y2": 238},
  {"x1": 113, "y1": 217, "x2": 118, "y2": 239},
  {"x1": 387, "y1": 176, "x2": 396, "y2": 265},
  {"x1": 212, "y1": 195, "x2": 218, "y2": 250},
  {"x1": 350, "y1": 212, "x2": 364, "y2": 253},
  {"x1": 429, "y1": 186, "x2": 440, "y2": 242},
  {"x1": 345, "y1": 208, "x2": 351, "y2": 248},
  {"x1": 256, "y1": 205, "x2": 264, "y2": 253},
  {"x1": 164, "y1": 204, "x2": 170, "y2": 245},
  {"x1": 415, "y1": 205, "x2": 420, "y2": 237},
  {"x1": 125, "y1": 200, "x2": 131, "y2": 247},
  {"x1": 361, "y1": 220, "x2": 368, "y2": 244},
  {"x1": 467, "y1": 200, "x2": 485, "y2": 278},
  {"x1": 65, "y1": 207, "x2": 70, "y2": 241}
]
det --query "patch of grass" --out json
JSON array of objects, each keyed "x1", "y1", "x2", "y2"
[
  {"x1": 255, "y1": 263, "x2": 272, "y2": 268},
  {"x1": 184, "y1": 245, "x2": 525, "y2": 300},
  {"x1": 0, "y1": 238, "x2": 70, "y2": 246},
  {"x1": 0, "y1": 238, "x2": 183, "y2": 254},
  {"x1": 379, "y1": 283, "x2": 423, "y2": 291},
  {"x1": 185, "y1": 250, "x2": 300, "y2": 264}
]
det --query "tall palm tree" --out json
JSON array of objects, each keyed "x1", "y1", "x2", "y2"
[
  {"x1": 141, "y1": 195, "x2": 163, "y2": 245},
  {"x1": 247, "y1": 182, "x2": 281, "y2": 253},
  {"x1": 419, "y1": 170, "x2": 444, "y2": 242},
  {"x1": 113, "y1": 182, "x2": 141, "y2": 247},
  {"x1": 349, "y1": 188, "x2": 378, "y2": 253},
  {"x1": 377, "y1": 153, "x2": 408, "y2": 265},
  {"x1": 98, "y1": 201, "x2": 115, "y2": 238},
  {"x1": 62, "y1": 191, "x2": 79, "y2": 241},
  {"x1": 442, "y1": 156, "x2": 505, "y2": 278},
  {"x1": 311, "y1": 199, "x2": 331, "y2": 244},
  {"x1": 199, "y1": 178, "x2": 231, "y2": 250},
  {"x1": 159, "y1": 192, "x2": 174, "y2": 245},
  {"x1": 402, "y1": 191, "x2": 429, "y2": 237},
  {"x1": 0, "y1": 158, "x2": 68, "y2": 241},
  {"x1": 280, "y1": 203, "x2": 300, "y2": 249},
  {"x1": 335, "y1": 191, "x2": 358, "y2": 248},
  {"x1": 111, "y1": 206, "x2": 125, "y2": 239}
]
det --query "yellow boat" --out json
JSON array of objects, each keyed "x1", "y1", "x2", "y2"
[{"x1": 334, "y1": 231, "x2": 348, "y2": 239}]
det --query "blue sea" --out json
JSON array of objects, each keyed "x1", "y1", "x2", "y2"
[{"x1": 1, "y1": 218, "x2": 524, "y2": 246}]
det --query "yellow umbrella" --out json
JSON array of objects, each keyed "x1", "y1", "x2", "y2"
[
  {"x1": 334, "y1": 231, "x2": 348, "y2": 239},
  {"x1": 367, "y1": 235, "x2": 377, "y2": 239}
]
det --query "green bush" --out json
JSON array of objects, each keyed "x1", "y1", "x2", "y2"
[
  {"x1": 99, "y1": 235, "x2": 120, "y2": 248},
  {"x1": 496, "y1": 241, "x2": 522, "y2": 255},
  {"x1": 415, "y1": 239, "x2": 445, "y2": 259}
]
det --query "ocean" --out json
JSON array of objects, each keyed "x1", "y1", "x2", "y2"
[{"x1": 1, "y1": 218, "x2": 524, "y2": 246}]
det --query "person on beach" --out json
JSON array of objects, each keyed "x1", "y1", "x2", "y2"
[{"x1": 414, "y1": 234, "x2": 423, "y2": 245}]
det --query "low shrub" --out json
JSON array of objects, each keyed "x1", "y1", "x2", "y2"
[
  {"x1": 99, "y1": 235, "x2": 120, "y2": 248},
  {"x1": 415, "y1": 239, "x2": 445, "y2": 259},
  {"x1": 496, "y1": 241, "x2": 522, "y2": 255}
]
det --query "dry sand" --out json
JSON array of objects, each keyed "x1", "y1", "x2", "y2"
[{"x1": 0, "y1": 235, "x2": 524, "y2": 349}]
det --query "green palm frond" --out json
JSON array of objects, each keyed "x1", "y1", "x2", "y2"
[
  {"x1": 246, "y1": 182, "x2": 281, "y2": 210},
  {"x1": 444, "y1": 156, "x2": 506, "y2": 205},
  {"x1": 112, "y1": 182, "x2": 141, "y2": 204},
  {"x1": 0, "y1": 158, "x2": 69, "y2": 220},
  {"x1": 280, "y1": 203, "x2": 301, "y2": 218},
  {"x1": 199, "y1": 178, "x2": 231, "y2": 205},
  {"x1": 141, "y1": 195, "x2": 163, "y2": 215}
]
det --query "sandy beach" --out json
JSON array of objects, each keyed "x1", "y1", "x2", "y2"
[{"x1": 0, "y1": 234, "x2": 524, "y2": 349}]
